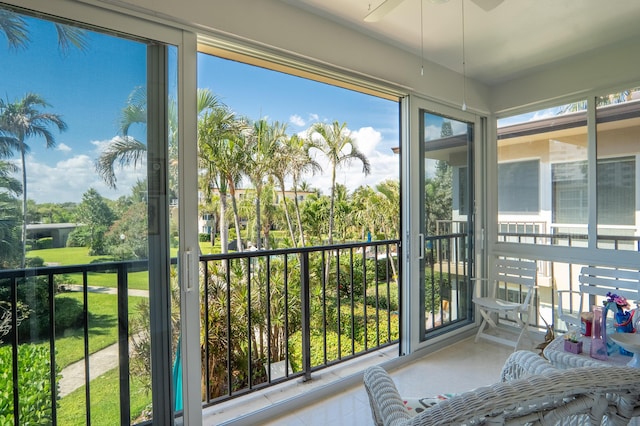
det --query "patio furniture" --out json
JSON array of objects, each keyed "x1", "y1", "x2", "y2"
[
  {"x1": 543, "y1": 332, "x2": 631, "y2": 369},
  {"x1": 364, "y1": 350, "x2": 640, "y2": 425},
  {"x1": 472, "y1": 258, "x2": 537, "y2": 348},
  {"x1": 557, "y1": 266, "x2": 640, "y2": 330}
]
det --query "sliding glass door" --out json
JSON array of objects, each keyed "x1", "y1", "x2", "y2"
[
  {"x1": 404, "y1": 96, "x2": 477, "y2": 351},
  {"x1": 0, "y1": 3, "x2": 190, "y2": 424}
]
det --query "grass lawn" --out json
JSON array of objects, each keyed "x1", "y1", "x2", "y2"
[
  {"x1": 27, "y1": 247, "x2": 150, "y2": 290},
  {"x1": 57, "y1": 367, "x2": 152, "y2": 426},
  {"x1": 34, "y1": 292, "x2": 146, "y2": 370}
]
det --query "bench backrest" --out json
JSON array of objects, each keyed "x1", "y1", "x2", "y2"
[
  {"x1": 494, "y1": 258, "x2": 537, "y2": 288},
  {"x1": 578, "y1": 266, "x2": 640, "y2": 303}
]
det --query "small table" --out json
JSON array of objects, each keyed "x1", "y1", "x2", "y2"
[{"x1": 544, "y1": 334, "x2": 634, "y2": 369}]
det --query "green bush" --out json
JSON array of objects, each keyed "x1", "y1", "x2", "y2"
[
  {"x1": 35, "y1": 238, "x2": 53, "y2": 250},
  {"x1": 25, "y1": 256, "x2": 45, "y2": 268},
  {"x1": 0, "y1": 344, "x2": 59, "y2": 425},
  {"x1": 199, "y1": 233, "x2": 211, "y2": 242},
  {"x1": 66, "y1": 226, "x2": 90, "y2": 247},
  {"x1": 0, "y1": 282, "x2": 83, "y2": 341}
]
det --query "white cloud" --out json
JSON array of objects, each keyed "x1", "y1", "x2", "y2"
[
  {"x1": 425, "y1": 124, "x2": 441, "y2": 140},
  {"x1": 309, "y1": 113, "x2": 319, "y2": 122},
  {"x1": 56, "y1": 143, "x2": 72, "y2": 152},
  {"x1": 289, "y1": 114, "x2": 305, "y2": 127},
  {"x1": 16, "y1": 137, "x2": 147, "y2": 203},
  {"x1": 350, "y1": 126, "x2": 382, "y2": 157}
]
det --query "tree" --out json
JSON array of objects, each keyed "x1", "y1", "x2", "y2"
[
  {"x1": 0, "y1": 8, "x2": 88, "y2": 53},
  {"x1": 198, "y1": 99, "x2": 249, "y2": 253},
  {"x1": 75, "y1": 188, "x2": 115, "y2": 255},
  {"x1": 288, "y1": 135, "x2": 321, "y2": 247},
  {"x1": 309, "y1": 121, "x2": 370, "y2": 244},
  {"x1": 104, "y1": 201, "x2": 148, "y2": 260},
  {"x1": 270, "y1": 137, "x2": 297, "y2": 245},
  {"x1": 425, "y1": 160, "x2": 452, "y2": 235},
  {"x1": 246, "y1": 119, "x2": 286, "y2": 249},
  {"x1": 0, "y1": 93, "x2": 67, "y2": 267},
  {"x1": 96, "y1": 87, "x2": 218, "y2": 189}
]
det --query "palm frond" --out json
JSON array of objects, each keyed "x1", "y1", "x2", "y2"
[
  {"x1": 95, "y1": 136, "x2": 147, "y2": 189},
  {"x1": 0, "y1": 9, "x2": 29, "y2": 50},
  {"x1": 54, "y1": 23, "x2": 89, "y2": 54}
]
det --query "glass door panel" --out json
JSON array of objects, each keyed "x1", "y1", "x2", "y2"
[
  {"x1": 0, "y1": 5, "x2": 177, "y2": 424},
  {"x1": 419, "y1": 111, "x2": 474, "y2": 339}
]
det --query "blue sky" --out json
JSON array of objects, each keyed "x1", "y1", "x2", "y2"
[{"x1": 1, "y1": 10, "x2": 400, "y2": 204}]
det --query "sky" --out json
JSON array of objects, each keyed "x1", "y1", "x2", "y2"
[{"x1": 0, "y1": 10, "x2": 400, "y2": 205}]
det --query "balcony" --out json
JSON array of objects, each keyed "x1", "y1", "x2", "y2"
[
  {"x1": 3, "y1": 231, "x2": 633, "y2": 424},
  {"x1": 1, "y1": 240, "x2": 409, "y2": 424}
]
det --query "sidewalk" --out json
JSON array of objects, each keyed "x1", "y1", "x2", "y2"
[
  {"x1": 59, "y1": 343, "x2": 120, "y2": 397},
  {"x1": 64, "y1": 284, "x2": 149, "y2": 298}
]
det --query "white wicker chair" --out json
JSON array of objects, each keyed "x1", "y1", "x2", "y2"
[{"x1": 364, "y1": 351, "x2": 640, "y2": 425}]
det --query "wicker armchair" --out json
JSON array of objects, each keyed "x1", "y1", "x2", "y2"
[{"x1": 364, "y1": 351, "x2": 640, "y2": 425}]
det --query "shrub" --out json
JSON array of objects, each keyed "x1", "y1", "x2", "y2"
[
  {"x1": 66, "y1": 226, "x2": 90, "y2": 247},
  {"x1": 35, "y1": 237, "x2": 53, "y2": 250},
  {"x1": 25, "y1": 256, "x2": 45, "y2": 268},
  {"x1": 0, "y1": 344, "x2": 59, "y2": 425},
  {"x1": 0, "y1": 282, "x2": 83, "y2": 341}
]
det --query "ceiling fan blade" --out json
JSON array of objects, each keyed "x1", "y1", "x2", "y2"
[
  {"x1": 470, "y1": 0, "x2": 504, "y2": 12},
  {"x1": 364, "y1": 0, "x2": 406, "y2": 22}
]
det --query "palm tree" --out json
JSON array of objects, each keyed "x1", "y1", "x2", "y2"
[
  {"x1": 198, "y1": 104, "x2": 249, "y2": 253},
  {"x1": 0, "y1": 93, "x2": 67, "y2": 267},
  {"x1": 271, "y1": 136, "x2": 298, "y2": 246},
  {"x1": 0, "y1": 8, "x2": 88, "y2": 53},
  {"x1": 309, "y1": 121, "x2": 370, "y2": 244},
  {"x1": 288, "y1": 135, "x2": 321, "y2": 247},
  {"x1": 0, "y1": 136, "x2": 22, "y2": 268},
  {"x1": 96, "y1": 87, "x2": 219, "y2": 189},
  {"x1": 245, "y1": 119, "x2": 286, "y2": 250}
]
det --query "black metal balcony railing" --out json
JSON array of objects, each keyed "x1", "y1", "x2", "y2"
[
  {"x1": 198, "y1": 240, "x2": 400, "y2": 405},
  {"x1": 0, "y1": 260, "x2": 147, "y2": 426},
  {"x1": 0, "y1": 240, "x2": 400, "y2": 425}
]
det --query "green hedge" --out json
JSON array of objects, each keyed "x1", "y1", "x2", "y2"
[{"x1": 0, "y1": 344, "x2": 59, "y2": 425}]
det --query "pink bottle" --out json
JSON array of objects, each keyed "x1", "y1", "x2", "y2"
[{"x1": 590, "y1": 305, "x2": 608, "y2": 360}]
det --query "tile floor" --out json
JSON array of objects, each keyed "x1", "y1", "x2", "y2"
[
  {"x1": 206, "y1": 335, "x2": 539, "y2": 425},
  {"x1": 263, "y1": 338, "x2": 517, "y2": 426}
]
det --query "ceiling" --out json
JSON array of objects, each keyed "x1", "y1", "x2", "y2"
[{"x1": 282, "y1": 0, "x2": 640, "y2": 86}]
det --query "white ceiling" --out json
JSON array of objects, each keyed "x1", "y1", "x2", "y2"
[{"x1": 283, "y1": 0, "x2": 640, "y2": 86}]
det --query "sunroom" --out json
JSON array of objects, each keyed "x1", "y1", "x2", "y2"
[{"x1": 1, "y1": 0, "x2": 640, "y2": 425}]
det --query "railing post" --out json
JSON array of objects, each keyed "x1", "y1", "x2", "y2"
[
  {"x1": 300, "y1": 252, "x2": 312, "y2": 382},
  {"x1": 117, "y1": 263, "x2": 130, "y2": 426}
]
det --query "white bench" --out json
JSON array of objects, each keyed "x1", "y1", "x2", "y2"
[{"x1": 557, "y1": 265, "x2": 640, "y2": 330}]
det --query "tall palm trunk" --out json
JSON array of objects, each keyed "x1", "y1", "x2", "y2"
[
  {"x1": 219, "y1": 190, "x2": 229, "y2": 254},
  {"x1": 227, "y1": 181, "x2": 243, "y2": 252},
  {"x1": 328, "y1": 165, "x2": 336, "y2": 245},
  {"x1": 254, "y1": 185, "x2": 262, "y2": 250},
  {"x1": 278, "y1": 180, "x2": 296, "y2": 246},
  {"x1": 293, "y1": 185, "x2": 306, "y2": 246},
  {"x1": 20, "y1": 145, "x2": 27, "y2": 268}
]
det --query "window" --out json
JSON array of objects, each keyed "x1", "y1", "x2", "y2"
[
  {"x1": 596, "y1": 88, "x2": 640, "y2": 249},
  {"x1": 498, "y1": 160, "x2": 539, "y2": 213},
  {"x1": 597, "y1": 157, "x2": 635, "y2": 226},
  {"x1": 497, "y1": 101, "x2": 588, "y2": 245},
  {"x1": 552, "y1": 161, "x2": 588, "y2": 224}
]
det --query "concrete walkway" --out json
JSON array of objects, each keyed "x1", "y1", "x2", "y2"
[
  {"x1": 64, "y1": 284, "x2": 149, "y2": 298},
  {"x1": 59, "y1": 342, "x2": 120, "y2": 397},
  {"x1": 58, "y1": 285, "x2": 149, "y2": 397}
]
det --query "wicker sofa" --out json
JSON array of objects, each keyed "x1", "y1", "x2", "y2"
[{"x1": 364, "y1": 351, "x2": 640, "y2": 425}]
